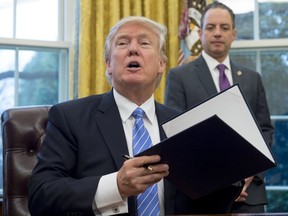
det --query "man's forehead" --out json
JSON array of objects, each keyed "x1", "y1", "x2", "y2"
[
  {"x1": 115, "y1": 31, "x2": 152, "y2": 38},
  {"x1": 204, "y1": 8, "x2": 232, "y2": 22},
  {"x1": 204, "y1": 8, "x2": 233, "y2": 24},
  {"x1": 115, "y1": 24, "x2": 157, "y2": 38}
]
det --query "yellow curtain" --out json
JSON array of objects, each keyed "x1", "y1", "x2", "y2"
[
  {"x1": 77, "y1": 0, "x2": 183, "y2": 103},
  {"x1": 76, "y1": 0, "x2": 212, "y2": 102}
]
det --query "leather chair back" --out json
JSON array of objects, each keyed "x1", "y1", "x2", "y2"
[{"x1": 1, "y1": 105, "x2": 51, "y2": 216}]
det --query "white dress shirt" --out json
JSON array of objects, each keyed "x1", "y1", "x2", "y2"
[
  {"x1": 93, "y1": 89, "x2": 164, "y2": 215},
  {"x1": 202, "y1": 50, "x2": 233, "y2": 92}
]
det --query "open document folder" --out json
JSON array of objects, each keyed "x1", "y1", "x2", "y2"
[{"x1": 136, "y1": 84, "x2": 276, "y2": 200}]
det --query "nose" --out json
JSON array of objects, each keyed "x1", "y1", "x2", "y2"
[
  {"x1": 128, "y1": 41, "x2": 140, "y2": 56},
  {"x1": 129, "y1": 49, "x2": 139, "y2": 56},
  {"x1": 214, "y1": 26, "x2": 221, "y2": 38}
]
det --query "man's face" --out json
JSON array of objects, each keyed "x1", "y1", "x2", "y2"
[
  {"x1": 106, "y1": 22, "x2": 165, "y2": 94},
  {"x1": 199, "y1": 8, "x2": 236, "y2": 62}
]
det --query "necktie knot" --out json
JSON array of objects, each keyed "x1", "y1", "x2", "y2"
[
  {"x1": 132, "y1": 107, "x2": 144, "y2": 119},
  {"x1": 217, "y1": 64, "x2": 226, "y2": 74}
]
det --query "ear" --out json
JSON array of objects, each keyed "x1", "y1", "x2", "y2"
[
  {"x1": 232, "y1": 28, "x2": 237, "y2": 41},
  {"x1": 198, "y1": 28, "x2": 202, "y2": 38},
  {"x1": 158, "y1": 60, "x2": 166, "y2": 75},
  {"x1": 106, "y1": 61, "x2": 112, "y2": 75}
]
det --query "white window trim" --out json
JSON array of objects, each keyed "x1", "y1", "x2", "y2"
[
  {"x1": 0, "y1": 38, "x2": 71, "y2": 49},
  {"x1": 232, "y1": 38, "x2": 288, "y2": 49}
]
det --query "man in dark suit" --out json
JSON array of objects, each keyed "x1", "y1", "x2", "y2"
[
  {"x1": 28, "y1": 16, "x2": 243, "y2": 216},
  {"x1": 165, "y1": 2, "x2": 274, "y2": 213}
]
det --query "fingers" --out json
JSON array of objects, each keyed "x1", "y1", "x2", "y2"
[
  {"x1": 235, "y1": 191, "x2": 248, "y2": 202},
  {"x1": 133, "y1": 155, "x2": 161, "y2": 168},
  {"x1": 235, "y1": 177, "x2": 253, "y2": 202},
  {"x1": 117, "y1": 155, "x2": 169, "y2": 198},
  {"x1": 124, "y1": 155, "x2": 169, "y2": 176}
]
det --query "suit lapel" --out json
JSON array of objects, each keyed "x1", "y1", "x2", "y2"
[
  {"x1": 194, "y1": 56, "x2": 218, "y2": 96},
  {"x1": 95, "y1": 91, "x2": 129, "y2": 170}
]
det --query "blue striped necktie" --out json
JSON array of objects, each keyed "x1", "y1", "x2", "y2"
[{"x1": 132, "y1": 107, "x2": 160, "y2": 216}]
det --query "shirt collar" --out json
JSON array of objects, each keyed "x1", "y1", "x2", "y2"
[
  {"x1": 113, "y1": 89, "x2": 155, "y2": 124},
  {"x1": 202, "y1": 50, "x2": 231, "y2": 71}
]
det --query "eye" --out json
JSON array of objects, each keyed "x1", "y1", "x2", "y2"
[
  {"x1": 139, "y1": 39, "x2": 152, "y2": 48},
  {"x1": 205, "y1": 25, "x2": 215, "y2": 31},
  {"x1": 141, "y1": 41, "x2": 150, "y2": 45},
  {"x1": 221, "y1": 25, "x2": 230, "y2": 31},
  {"x1": 115, "y1": 39, "x2": 129, "y2": 47}
]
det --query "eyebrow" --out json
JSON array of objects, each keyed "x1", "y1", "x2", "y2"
[
  {"x1": 115, "y1": 32, "x2": 154, "y2": 40},
  {"x1": 205, "y1": 23, "x2": 232, "y2": 28}
]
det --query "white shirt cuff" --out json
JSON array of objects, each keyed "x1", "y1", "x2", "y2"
[{"x1": 93, "y1": 172, "x2": 128, "y2": 215}]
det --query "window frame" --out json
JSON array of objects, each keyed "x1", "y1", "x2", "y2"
[
  {"x1": 0, "y1": 0, "x2": 74, "y2": 103},
  {"x1": 0, "y1": 0, "x2": 74, "y2": 197}
]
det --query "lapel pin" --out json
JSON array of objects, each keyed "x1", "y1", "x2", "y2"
[{"x1": 237, "y1": 71, "x2": 242, "y2": 76}]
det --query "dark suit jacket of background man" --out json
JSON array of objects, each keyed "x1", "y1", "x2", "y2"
[
  {"x1": 28, "y1": 90, "x2": 243, "y2": 216},
  {"x1": 165, "y1": 54, "x2": 274, "y2": 207}
]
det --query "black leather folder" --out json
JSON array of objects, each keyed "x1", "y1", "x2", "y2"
[{"x1": 136, "y1": 84, "x2": 276, "y2": 199}]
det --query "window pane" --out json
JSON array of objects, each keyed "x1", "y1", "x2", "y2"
[
  {"x1": 230, "y1": 49, "x2": 288, "y2": 115},
  {"x1": 267, "y1": 119, "x2": 288, "y2": 185},
  {"x1": 260, "y1": 50, "x2": 288, "y2": 115},
  {"x1": 16, "y1": 0, "x2": 59, "y2": 40},
  {"x1": 235, "y1": 11, "x2": 254, "y2": 40},
  {"x1": 266, "y1": 119, "x2": 288, "y2": 212},
  {"x1": 259, "y1": 0, "x2": 288, "y2": 39},
  {"x1": 229, "y1": 51, "x2": 257, "y2": 71},
  {"x1": 0, "y1": 0, "x2": 14, "y2": 38},
  {"x1": 220, "y1": 0, "x2": 255, "y2": 40},
  {"x1": 220, "y1": 0, "x2": 288, "y2": 39},
  {"x1": 0, "y1": 49, "x2": 16, "y2": 195},
  {"x1": 18, "y1": 50, "x2": 60, "y2": 105},
  {"x1": 0, "y1": 49, "x2": 15, "y2": 109},
  {"x1": 267, "y1": 189, "x2": 288, "y2": 212}
]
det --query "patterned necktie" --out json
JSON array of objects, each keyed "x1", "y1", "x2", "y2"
[
  {"x1": 132, "y1": 107, "x2": 160, "y2": 216},
  {"x1": 217, "y1": 64, "x2": 230, "y2": 91}
]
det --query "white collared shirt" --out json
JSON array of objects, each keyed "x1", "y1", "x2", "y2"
[
  {"x1": 202, "y1": 50, "x2": 233, "y2": 92},
  {"x1": 93, "y1": 89, "x2": 164, "y2": 215}
]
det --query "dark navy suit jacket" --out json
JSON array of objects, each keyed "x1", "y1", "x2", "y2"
[{"x1": 28, "y1": 90, "x2": 243, "y2": 215}]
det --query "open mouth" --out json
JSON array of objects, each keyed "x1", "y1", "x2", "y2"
[{"x1": 127, "y1": 61, "x2": 141, "y2": 68}]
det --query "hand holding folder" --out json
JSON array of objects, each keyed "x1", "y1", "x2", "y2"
[{"x1": 136, "y1": 84, "x2": 276, "y2": 199}]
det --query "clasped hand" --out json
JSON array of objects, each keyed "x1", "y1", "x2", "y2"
[
  {"x1": 117, "y1": 155, "x2": 169, "y2": 198},
  {"x1": 235, "y1": 176, "x2": 254, "y2": 202}
]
